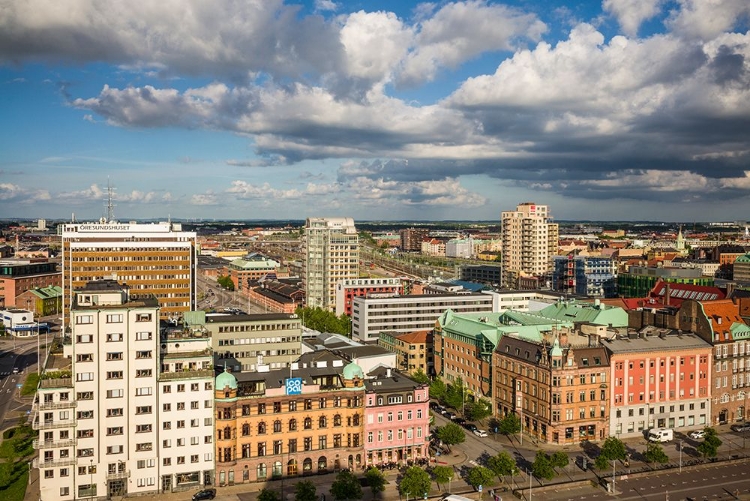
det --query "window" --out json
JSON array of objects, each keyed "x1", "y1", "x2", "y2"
[
  {"x1": 319, "y1": 416, "x2": 327, "y2": 428},
  {"x1": 163, "y1": 458, "x2": 171, "y2": 466},
  {"x1": 163, "y1": 439, "x2": 171, "y2": 448},
  {"x1": 107, "y1": 371, "x2": 123, "y2": 380},
  {"x1": 136, "y1": 350, "x2": 152, "y2": 359},
  {"x1": 106, "y1": 408, "x2": 123, "y2": 417},
  {"x1": 177, "y1": 384, "x2": 185, "y2": 392},
  {"x1": 163, "y1": 403, "x2": 171, "y2": 412},
  {"x1": 106, "y1": 427, "x2": 123, "y2": 436},
  {"x1": 135, "y1": 331, "x2": 152, "y2": 340},
  {"x1": 304, "y1": 437, "x2": 312, "y2": 451},
  {"x1": 163, "y1": 385, "x2": 171, "y2": 393},
  {"x1": 77, "y1": 429, "x2": 94, "y2": 438},
  {"x1": 289, "y1": 439, "x2": 297, "y2": 453},
  {"x1": 106, "y1": 333, "x2": 122, "y2": 342},
  {"x1": 76, "y1": 315, "x2": 93, "y2": 325},
  {"x1": 136, "y1": 443, "x2": 152, "y2": 452},
  {"x1": 163, "y1": 421, "x2": 171, "y2": 430},
  {"x1": 191, "y1": 419, "x2": 199, "y2": 427},
  {"x1": 106, "y1": 352, "x2": 123, "y2": 361},
  {"x1": 191, "y1": 383, "x2": 199, "y2": 391},
  {"x1": 304, "y1": 418, "x2": 312, "y2": 430},
  {"x1": 274, "y1": 420, "x2": 282, "y2": 433},
  {"x1": 106, "y1": 314, "x2": 123, "y2": 323},
  {"x1": 318, "y1": 436, "x2": 327, "y2": 450},
  {"x1": 191, "y1": 455, "x2": 199, "y2": 463},
  {"x1": 106, "y1": 445, "x2": 123, "y2": 454},
  {"x1": 177, "y1": 420, "x2": 185, "y2": 429},
  {"x1": 289, "y1": 419, "x2": 297, "y2": 431},
  {"x1": 76, "y1": 372, "x2": 94, "y2": 382},
  {"x1": 77, "y1": 391, "x2": 94, "y2": 400},
  {"x1": 135, "y1": 387, "x2": 153, "y2": 396},
  {"x1": 334, "y1": 414, "x2": 342, "y2": 426},
  {"x1": 106, "y1": 389, "x2": 123, "y2": 398},
  {"x1": 135, "y1": 406, "x2": 152, "y2": 415},
  {"x1": 76, "y1": 354, "x2": 93, "y2": 363},
  {"x1": 136, "y1": 369, "x2": 152, "y2": 378},
  {"x1": 136, "y1": 313, "x2": 152, "y2": 322},
  {"x1": 136, "y1": 424, "x2": 152, "y2": 433}
]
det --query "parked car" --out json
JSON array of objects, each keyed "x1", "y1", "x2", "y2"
[
  {"x1": 453, "y1": 417, "x2": 467, "y2": 425},
  {"x1": 730, "y1": 423, "x2": 750, "y2": 433},
  {"x1": 440, "y1": 409, "x2": 451, "y2": 417},
  {"x1": 445, "y1": 412, "x2": 457, "y2": 420},
  {"x1": 473, "y1": 429, "x2": 488, "y2": 438},
  {"x1": 192, "y1": 489, "x2": 216, "y2": 501},
  {"x1": 464, "y1": 423, "x2": 478, "y2": 433},
  {"x1": 688, "y1": 430, "x2": 706, "y2": 439}
]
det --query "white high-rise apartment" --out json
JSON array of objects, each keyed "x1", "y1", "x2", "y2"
[
  {"x1": 60, "y1": 221, "x2": 197, "y2": 320},
  {"x1": 303, "y1": 217, "x2": 359, "y2": 310},
  {"x1": 34, "y1": 280, "x2": 213, "y2": 500},
  {"x1": 501, "y1": 203, "x2": 558, "y2": 288}
]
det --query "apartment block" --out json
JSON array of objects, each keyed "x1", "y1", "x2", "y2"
[
  {"x1": 304, "y1": 218, "x2": 359, "y2": 310},
  {"x1": 378, "y1": 331, "x2": 434, "y2": 376},
  {"x1": 35, "y1": 280, "x2": 212, "y2": 501},
  {"x1": 501, "y1": 203, "x2": 557, "y2": 288},
  {"x1": 552, "y1": 255, "x2": 617, "y2": 298},
  {"x1": 399, "y1": 228, "x2": 429, "y2": 252},
  {"x1": 352, "y1": 292, "x2": 498, "y2": 343},
  {"x1": 363, "y1": 372, "x2": 430, "y2": 466},
  {"x1": 60, "y1": 222, "x2": 197, "y2": 319},
  {"x1": 334, "y1": 278, "x2": 404, "y2": 316},
  {"x1": 0, "y1": 259, "x2": 60, "y2": 309}
]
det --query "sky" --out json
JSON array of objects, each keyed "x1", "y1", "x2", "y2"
[{"x1": 1, "y1": 0, "x2": 749, "y2": 222}]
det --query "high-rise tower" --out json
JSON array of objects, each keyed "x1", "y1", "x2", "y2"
[
  {"x1": 500, "y1": 203, "x2": 558, "y2": 288},
  {"x1": 304, "y1": 218, "x2": 359, "y2": 310}
]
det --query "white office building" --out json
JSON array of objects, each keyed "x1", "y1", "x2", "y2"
[
  {"x1": 34, "y1": 280, "x2": 213, "y2": 501},
  {"x1": 501, "y1": 203, "x2": 558, "y2": 288},
  {"x1": 352, "y1": 292, "x2": 499, "y2": 343}
]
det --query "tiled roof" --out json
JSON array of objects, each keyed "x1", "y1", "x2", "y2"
[
  {"x1": 700, "y1": 300, "x2": 745, "y2": 339},
  {"x1": 395, "y1": 330, "x2": 431, "y2": 344},
  {"x1": 650, "y1": 280, "x2": 724, "y2": 304}
]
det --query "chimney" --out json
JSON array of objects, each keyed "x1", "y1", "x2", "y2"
[
  {"x1": 664, "y1": 283, "x2": 670, "y2": 307},
  {"x1": 386, "y1": 368, "x2": 391, "y2": 378}
]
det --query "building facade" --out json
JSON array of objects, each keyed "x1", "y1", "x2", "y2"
[
  {"x1": 352, "y1": 293, "x2": 498, "y2": 343},
  {"x1": 493, "y1": 335, "x2": 610, "y2": 444},
  {"x1": 35, "y1": 281, "x2": 213, "y2": 501},
  {"x1": 459, "y1": 264, "x2": 502, "y2": 286},
  {"x1": 304, "y1": 218, "x2": 359, "y2": 311},
  {"x1": 0, "y1": 259, "x2": 60, "y2": 309},
  {"x1": 604, "y1": 329, "x2": 712, "y2": 438},
  {"x1": 617, "y1": 266, "x2": 714, "y2": 298},
  {"x1": 501, "y1": 203, "x2": 558, "y2": 288},
  {"x1": 363, "y1": 373, "x2": 430, "y2": 466},
  {"x1": 213, "y1": 360, "x2": 366, "y2": 486},
  {"x1": 399, "y1": 228, "x2": 429, "y2": 252},
  {"x1": 334, "y1": 278, "x2": 404, "y2": 316},
  {"x1": 60, "y1": 222, "x2": 197, "y2": 319},
  {"x1": 552, "y1": 256, "x2": 617, "y2": 298},
  {"x1": 377, "y1": 331, "x2": 434, "y2": 375}
]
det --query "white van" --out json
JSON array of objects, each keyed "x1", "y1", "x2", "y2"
[
  {"x1": 648, "y1": 428, "x2": 673, "y2": 442},
  {"x1": 441, "y1": 496, "x2": 477, "y2": 501}
]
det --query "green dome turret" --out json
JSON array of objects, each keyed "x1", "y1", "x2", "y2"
[
  {"x1": 216, "y1": 370, "x2": 238, "y2": 391},
  {"x1": 342, "y1": 362, "x2": 364, "y2": 380}
]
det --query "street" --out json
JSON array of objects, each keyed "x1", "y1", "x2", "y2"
[{"x1": 0, "y1": 337, "x2": 42, "y2": 430}]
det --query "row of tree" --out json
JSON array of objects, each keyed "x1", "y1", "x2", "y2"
[
  {"x1": 295, "y1": 306, "x2": 352, "y2": 336},
  {"x1": 428, "y1": 376, "x2": 493, "y2": 421}
]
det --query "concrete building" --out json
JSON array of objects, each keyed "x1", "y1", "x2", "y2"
[
  {"x1": 445, "y1": 238, "x2": 473, "y2": 259},
  {"x1": 334, "y1": 278, "x2": 404, "y2": 317},
  {"x1": 35, "y1": 281, "x2": 213, "y2": 501},
  {"x1": 501, "y1": 203, "x2": 558, "y2": 288},
  {"x1": 617, "y1": 266, "x2": 714, "y2": 298},
  {"x1": 603, "y1": 327, "x2": 712, "y2": 438},
  {"x1": 304, "y1": 218, "x2": 359, "y2": 311},
  {"x1": 226, "y1": 256, "x2": 283, "y2": 292},
  {"x1": 493, "y1": 335, "x2": 610, "y2": 444},
  {"x1": 459, "y1": 264, "x2": 502, "y2": 286},
  {"x1": 352, "y1": 292, "x2": 499, "y2": 343},
  {"x1": 213, "y1": 355, "x2": 366, "y2": 485},
  {"x1": 734, "y1": 253, "x2": 750, "y2": 283},
  {"x1": 0, "y1": 259, "x2": 60, "y2": 309},
  {"x1": 363, "y1": 372, "x2": 430, "y2": 466},
  {"x1": 60, "y1": 222, "x2": 197, "y2": 319},
  {"x1": 201, "y1": 312, "x2": 303, "y2": 373},
  {"x1": 15, "y1": 285, "x2": 63, "y2": 317},
  {"x1": 399, "y1": 228, "x2": 429, "y2": 252}
]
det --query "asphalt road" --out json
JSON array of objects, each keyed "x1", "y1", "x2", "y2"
[
  {"x1": 196, "y1": 273, "x2": 265, "y2": 314},
  {"x1": 0, "y1": 338, "x2": 40, "y2": 429}
]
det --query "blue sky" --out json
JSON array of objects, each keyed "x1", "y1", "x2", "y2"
[{"x1": 1, "y1": 0, "x2": 749, "y2": 222}]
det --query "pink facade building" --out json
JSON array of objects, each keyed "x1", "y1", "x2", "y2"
[{"x1": 363, "y1": 371, "x2": 430, "y2": 466}]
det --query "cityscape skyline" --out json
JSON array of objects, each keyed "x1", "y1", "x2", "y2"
[{"x1": 1, "y1": 0, "x2": 749, "y2": 222}]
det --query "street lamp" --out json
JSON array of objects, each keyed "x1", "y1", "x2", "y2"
[
  {"x1": 90, "y1": 459, "x2": 94, "y2": 501},
  {"x1": 612, "y1": 459, "x2": 616, "y2": 494},
  {"x1": 679, "y1": 440, "x2": 683, "y2": 473}
]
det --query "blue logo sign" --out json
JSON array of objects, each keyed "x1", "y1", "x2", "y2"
[{"x1": 285, "y1": 377, "x2": 303, "y2": 395}]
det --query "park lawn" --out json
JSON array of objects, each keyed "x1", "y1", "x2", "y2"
[
  {"x1": 0, "y1": 426, "x2": 34, "y2": 460},
  {"x1": 0, "y1": 426, "x2": 33, "y2": 501},
  {"x1": 0, "y1": 460, "x2": 29, "y2": 501},
  {"x1": 20, "y1": 372, "x2": 40, "y2": 397}
]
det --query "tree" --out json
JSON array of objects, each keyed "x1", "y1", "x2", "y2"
[
  {"x1": 431, "y1": 465, "x2": 454, "y2": 491},
  {"x1": 217, "y1": 275, "x2": 234, "y2": 291},
  {"x1": 550, "y1": 451, "x2": 570, "y2": 470},
  {"x1": 399, "y1": 466, "x2": 431, "y2": 499},
  {"x1": 330, "y1": 470, "x2": 363, "y2": 501},
  {"x1": 465, "y1": 399, "x2": 492, "y2": 422},
  {"x1": 411, "y1": 368, "x2": 431, "y2": 385},
  {"x1": 486, "y1": 452, "x2": 517, "y2": 483},
  {"x1": 294, "y1": 306, "x2": 351, "y2": 336},
  {"x1": 531, "y1": 450, "x2": 555, "y2": 481},
  {"x1": 697, "y1": 427, "x2": 722, "y2": 458},
  {"x1": 365, "y1": 467, "x2": 386, "y2": 497},
  {"x1": 429, "y1": 378, "x2": 447, "y2": 402},
  {"x1": 497, "y1": 413, "x2": 521, "y2": 436},
  {"x1": 644, "y1": 443, "x2": 669, "y2": 464},
  {"x1": 258, "y1": 488, "x2": 280, "y2": 501},
  {"x1": 436, "y1": 422, "x2": 466, "y2": 451},
  {"x1": 599, "y1": 437, "x2": 627, "y2": 462},
  {"x1": 444, "y1": 378, "x2": 466, "y2": 411},
  {"x1": 294, "y1": 480, "x2": 317, "y2": 501},
  {"x1": 467, "y1": 466, "x2": 496, "y2": 489}
]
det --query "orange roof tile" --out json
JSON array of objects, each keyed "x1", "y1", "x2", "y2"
[
  {"x1": 701, "y1": 300, "x2": 743, "y2": 337},
  {"x1": 395, "y1": 330, "x2": 431, "y2": 344}
]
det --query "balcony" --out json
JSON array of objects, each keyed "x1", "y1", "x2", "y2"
[
  {"x1": 33, "y1": 438, "x2": 77, "y2": 449},
  {"x1": 37, "y1": 400, "x2": 77, "y2": 411},
  {"x1": 106, "y1": 471, "x2": 129, "y2": 481},
  {"x1": 39, "y1": 377, "x2": 73, "y2": 389},
  {"x1": 32, "y1": 417, "x2": 77, "y2": 430},
  {"x1": 33, "y1": 457, "x2": 78, "y2": 468}
]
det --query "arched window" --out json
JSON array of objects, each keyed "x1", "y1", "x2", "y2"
[
  {"x1": 303, "y1": 458, "x2": 313, "y2": 472},
  {"x1": 257, "y1": 463, "x2": 267, "y2": 480},
  {"x1": 273, "y1": 420, "x2": 282, "y2": 433},
  {"x1": 318, "y1": 416, "x2": 327, "y2": 428},
  {"x1": 241, "y1": 423, "x2": 250, "y2": 436},
  {"x1": 258, "y1": 422, "x2": 267, "y2": 434},
  {"x1": 287, "y1": 459, "x2": 298, "y2": 475},
  {"x1": 333, "y1": 414, "x2": 342, "y2": 427},
  {"x1": 272, "y1": 461, "x2": 282, "y2": 478},
  {"x1": 288, "y1": 419, "x2": 297, "y2": 431},
  {"x1": 317, "y1": 456, "x2": 327, "y2": 472},
  {"x1": 352, "y1": 414, "x2": 360, "y2": 426},
  {"x1": 224, "y1": 426, "x2": 231, "y2": 439},
  {"x1": 304, "y1": 417, "x2": 312, "y2": 430}
]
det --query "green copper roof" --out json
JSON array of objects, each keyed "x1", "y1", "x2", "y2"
[
  {"x1": 736, "y1": 253, "x2": 750, "y2": 263},
  {"x1": 730, "y1": 322, "x2": 750, "y2": 340},
  {"x1": 216, "y1": 371, "x2": 238, "y2": 390},
  {"x1": 343, "y1": 362, "x2": 364, "y2": 380},
  {"x1": 550, "y1": 338, "x2": 563, "y2": 357},
  {"x1": 538, "y1": 300, "x2": 628, "y2": 328},
  {"x1": 229, "y1": 258, "x2": 280, "y2": 270}
]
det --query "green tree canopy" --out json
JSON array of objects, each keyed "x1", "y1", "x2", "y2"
[
  {"x1": 599, "y1": 437, "x2": 627, "y2": 461},
  {"x1": 467, "y1": 466, "x2": 496, "y2": 489},
  {"x1": 399, "y1": 466, "x2": 431, "y2": 499},
  {"x1": 217, "y1": 275, "x2": 234, "y2": 291},
  {"x1": 411, "y1": 368, "x2": 430, "y2": 385},
  {"x1": 486, "y1": 452, "x2": 518, "y2": 482},
  {"x1": 294, "y1": 480, "x2": 317, "y2": 501},
  {"x1": 436, "y1": 422, "x2": 466, "y2": 451},
  {"x1": 697, "y1": 427, "x2": 722, "y2": 458},
  {"x1": 431, "y1": 465, "x2": 454, "y2": 490},
  {"x1": 365, "y1": 467, "x2": 386, "y2": 497},
  {"x1": 429, "y1": 378, "x2": 447, "y2": 402},
  {"x1": 644, "y1": 443, "x2": 669, "y2": 464},
  {"x1": 497, "y1": 413, "x2": 521, "y2": 436},
  {"x1": 531, "y1": 451, "x2": 555, "y2": 481},
  {"x1": 550, "y1": 451, "x2": 570, "y2": 469},
  {"x1": 258, "y1": 488, "x2": 280, "y2": 501},
  {"x1": 444, "y1": 378, "x2": 466, "y2": 411},
  {"x1": 465, "y1": 399, "x2": 492, "y2": 422},
  {"x1": 295, "y1": 306, "x2": 352, "y2": 336},
  {"x1": 331, "y1": 470, "x2": 363, "y2": 501}
]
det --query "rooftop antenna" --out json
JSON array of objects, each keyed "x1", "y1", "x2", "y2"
[{"x1": 105, "y1": 178, "x2": 116, "y2": 223}]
